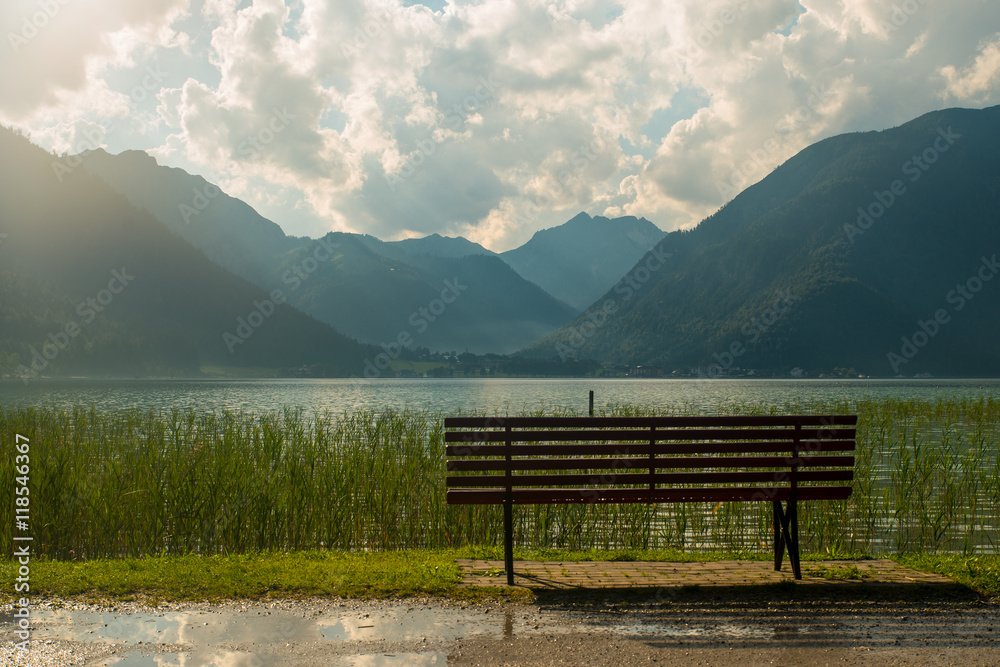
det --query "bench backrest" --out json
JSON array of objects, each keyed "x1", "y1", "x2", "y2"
[{"x1": 445, "y1": 415, "x2": 857, "y2": 505}]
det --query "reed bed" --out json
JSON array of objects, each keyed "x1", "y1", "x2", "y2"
[{"x1": 1, "y1": 398, "x2": 998, "y2": 559}]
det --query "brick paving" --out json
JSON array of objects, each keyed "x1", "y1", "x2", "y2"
[{"x1": 456, "y1": 558, "x2": 956, "y2": 589}]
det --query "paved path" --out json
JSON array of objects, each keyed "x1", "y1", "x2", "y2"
[{"x1": 457, "y1": 558, "x2": 955, "y2": 588}]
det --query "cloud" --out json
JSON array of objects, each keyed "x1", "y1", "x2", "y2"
[
  {"x1": 941, "y1": 35, "x2": 1000, "y2": 101},
  {"x1": 3, "y1": 0, "x2": 1000, "y2": 251},
  {"x1": 0, "y1": 0, "x2": 188, "y2": 118}
]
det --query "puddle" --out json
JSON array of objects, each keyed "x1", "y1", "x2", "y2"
[
  {"x1": 98, "y1": 651, "x2": 277, "y2": 666},
  {"x1": 3, "y1": 604, "x2": 809, "y2": 649},
  {"x1": 94, "y1": 650, "x2": 447, "y2": 667},
  {"x1": 3, "y1": 602, "x2": 814, "y2": 664},
  {"x1": 316, "y1": 608, "x2": 502, "y2": 643},
  {"x1": 15, "y1": 606, "x2": 506, "y2": 648},
  {"x1": 341, "y1": 652, "x2": 447, "y2": 666}
]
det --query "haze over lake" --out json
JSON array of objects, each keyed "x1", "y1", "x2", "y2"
[{"x1": 4, "y1": 378, "x2": 999, "y2": 416}]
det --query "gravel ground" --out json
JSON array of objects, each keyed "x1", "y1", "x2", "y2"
[{"x1": 2, "y1": 588, "x2": 999, "y2": 666}]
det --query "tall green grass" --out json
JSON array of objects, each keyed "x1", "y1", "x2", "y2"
[{"x1": 1, "y1": 398, "x2": 998, "y2": 559}]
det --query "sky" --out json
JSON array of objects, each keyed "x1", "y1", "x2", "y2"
[{"x1": 1, "y1": 1, "x2": 998, "y2": 252}]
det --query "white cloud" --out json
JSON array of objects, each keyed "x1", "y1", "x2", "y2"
[
  {"x1": 0, "y1": 0, "x2": 188, "y2": 118},
  {"x1": 3, "y1": 0, "x2": 1000, "y2": 250},
  {"x1": 941, "y1": 35, "x2": 1000, "y2": 101}
]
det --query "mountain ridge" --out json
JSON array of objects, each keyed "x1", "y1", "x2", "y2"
[
  {"x1": 500, "y1": 212, "x2": 666, "y2": 310},
  {"x1": 0, "y1": 127, "x2": 374, "y2": 377},
  {"x1": 77, "y1": 150, "x2": 588, "y2": 353},
  {"x1": 525, "y1": 105, "x2": 1000, "y2": 376}
]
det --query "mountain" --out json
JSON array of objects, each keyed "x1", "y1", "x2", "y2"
[
  {"x1": 79, "y1": 148, "x2": 304, "y2": 283},
  {"x1": 268, "y1": 232, "x2": 576, "y2": 354},
  {"x1": 0, "y1": 127, "x2": 373, "y2": 377},
  {"x1": 501, "y1": 212, "x2": 666, "y2": 310},
  {"x1": 79, "y1": 150, "x2": 577, "y2": 354},
  {"x1": 526, "y1": 106, "x2": 1000, "y2": 377},
  {"x1": 358, "y1": 233, "x2": 495, "y2": 262}
]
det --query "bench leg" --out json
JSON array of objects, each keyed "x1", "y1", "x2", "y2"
[
  {"x1": 788, "y1": 497, "x2": 801, "y2": 580},
  {"x1": 772, "y1": 500, "x2": 802, "y2": 579},
  {"x1": 504, "y1": 496, "x2": 514, "y2": 586},
  {"x1": 772, "y1": 501, "x2": 785, "y2": 572}
]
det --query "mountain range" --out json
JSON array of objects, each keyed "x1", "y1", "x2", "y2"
[
  {"x1": 527, "y1": 105, "x2": 1000, "y2": 376},
  {"x1": 0, "y1": 128, "x2": 374, "y2": 378},
  {"x1": 78, "y1": 150, "x2": 662, "y2": 354},
  {"x1": 3, "y1": 104, "x2": 999, "y2": 378}
]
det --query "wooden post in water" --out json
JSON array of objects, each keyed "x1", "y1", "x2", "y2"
[{"x1": 589, "y1": 390, "x2": 594, "y2": 417}]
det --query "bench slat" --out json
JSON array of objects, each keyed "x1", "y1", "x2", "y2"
[
  {"x1": 444, "y1": 415, "x2": 857, "y2": 428},
  {"x1": 447, "y1": 486, "x2": 853, "y2": 504},
  {"x1": 448, "y1": 455, "x2": 854, "y2": 472},
  {"x1": 445, "y1": 427, "x2": 855, "y2": 443},
  {"x1": 447, "y1": 449, "x2": 853, "y2": 468},
  {"x1": 445, "y1": 440, "x2": 855, "y2": 470},
  {"x1": 447, "y1": 470, "x2": 854, "y2": 487},
  {"x1": 449, "y1": 455, "x2": 819, "y2": 472}
]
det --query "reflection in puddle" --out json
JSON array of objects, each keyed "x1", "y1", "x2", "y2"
[
  {"x1": 99, "y1": 651, "x2": 275, "y2": 666},
  {"x1": 95, "y1": 649, "x2": 446, "y2": 667},
  {"x1": 23, "y1": 606, "x2": 503, "y2": 647},
  {"x1": 316, "y1": 608, "x2": 498, "y2": 643},
  {"x1": 30, "y1": 609, "x2": 313, "y2": 646},
  {"x1": 7, "y1": 605, "x2": 816, "y2": 649},
  {"x1": 101, "y1": 651, "x2": 448, "y2": 667},
  {"x1": 342, "y1": 652, "x2": 447, "y2": 666}
]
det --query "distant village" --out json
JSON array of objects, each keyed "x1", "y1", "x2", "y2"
[{"x1": 285, "y1": 351, "x2": 863, "y2": 379}]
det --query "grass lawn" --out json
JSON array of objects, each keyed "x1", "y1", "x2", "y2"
[
  {"x1": 3, "y1": 550, "x2": 998, "y2": 603},
  {"x1": 897, "y1": 553, "x2": 1000, "y2": 599},
  {"x1": 0, "y1": 551, "x2": 468, "y2": 603}
]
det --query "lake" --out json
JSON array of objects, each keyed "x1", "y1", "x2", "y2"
[{"x1": 2, "y1": 377, "x2": 1000, "y2": 414}]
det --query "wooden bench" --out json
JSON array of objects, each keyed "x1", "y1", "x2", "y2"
[{"x1": 445, "y1": 414, "x2": 857, "y2": 585}]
